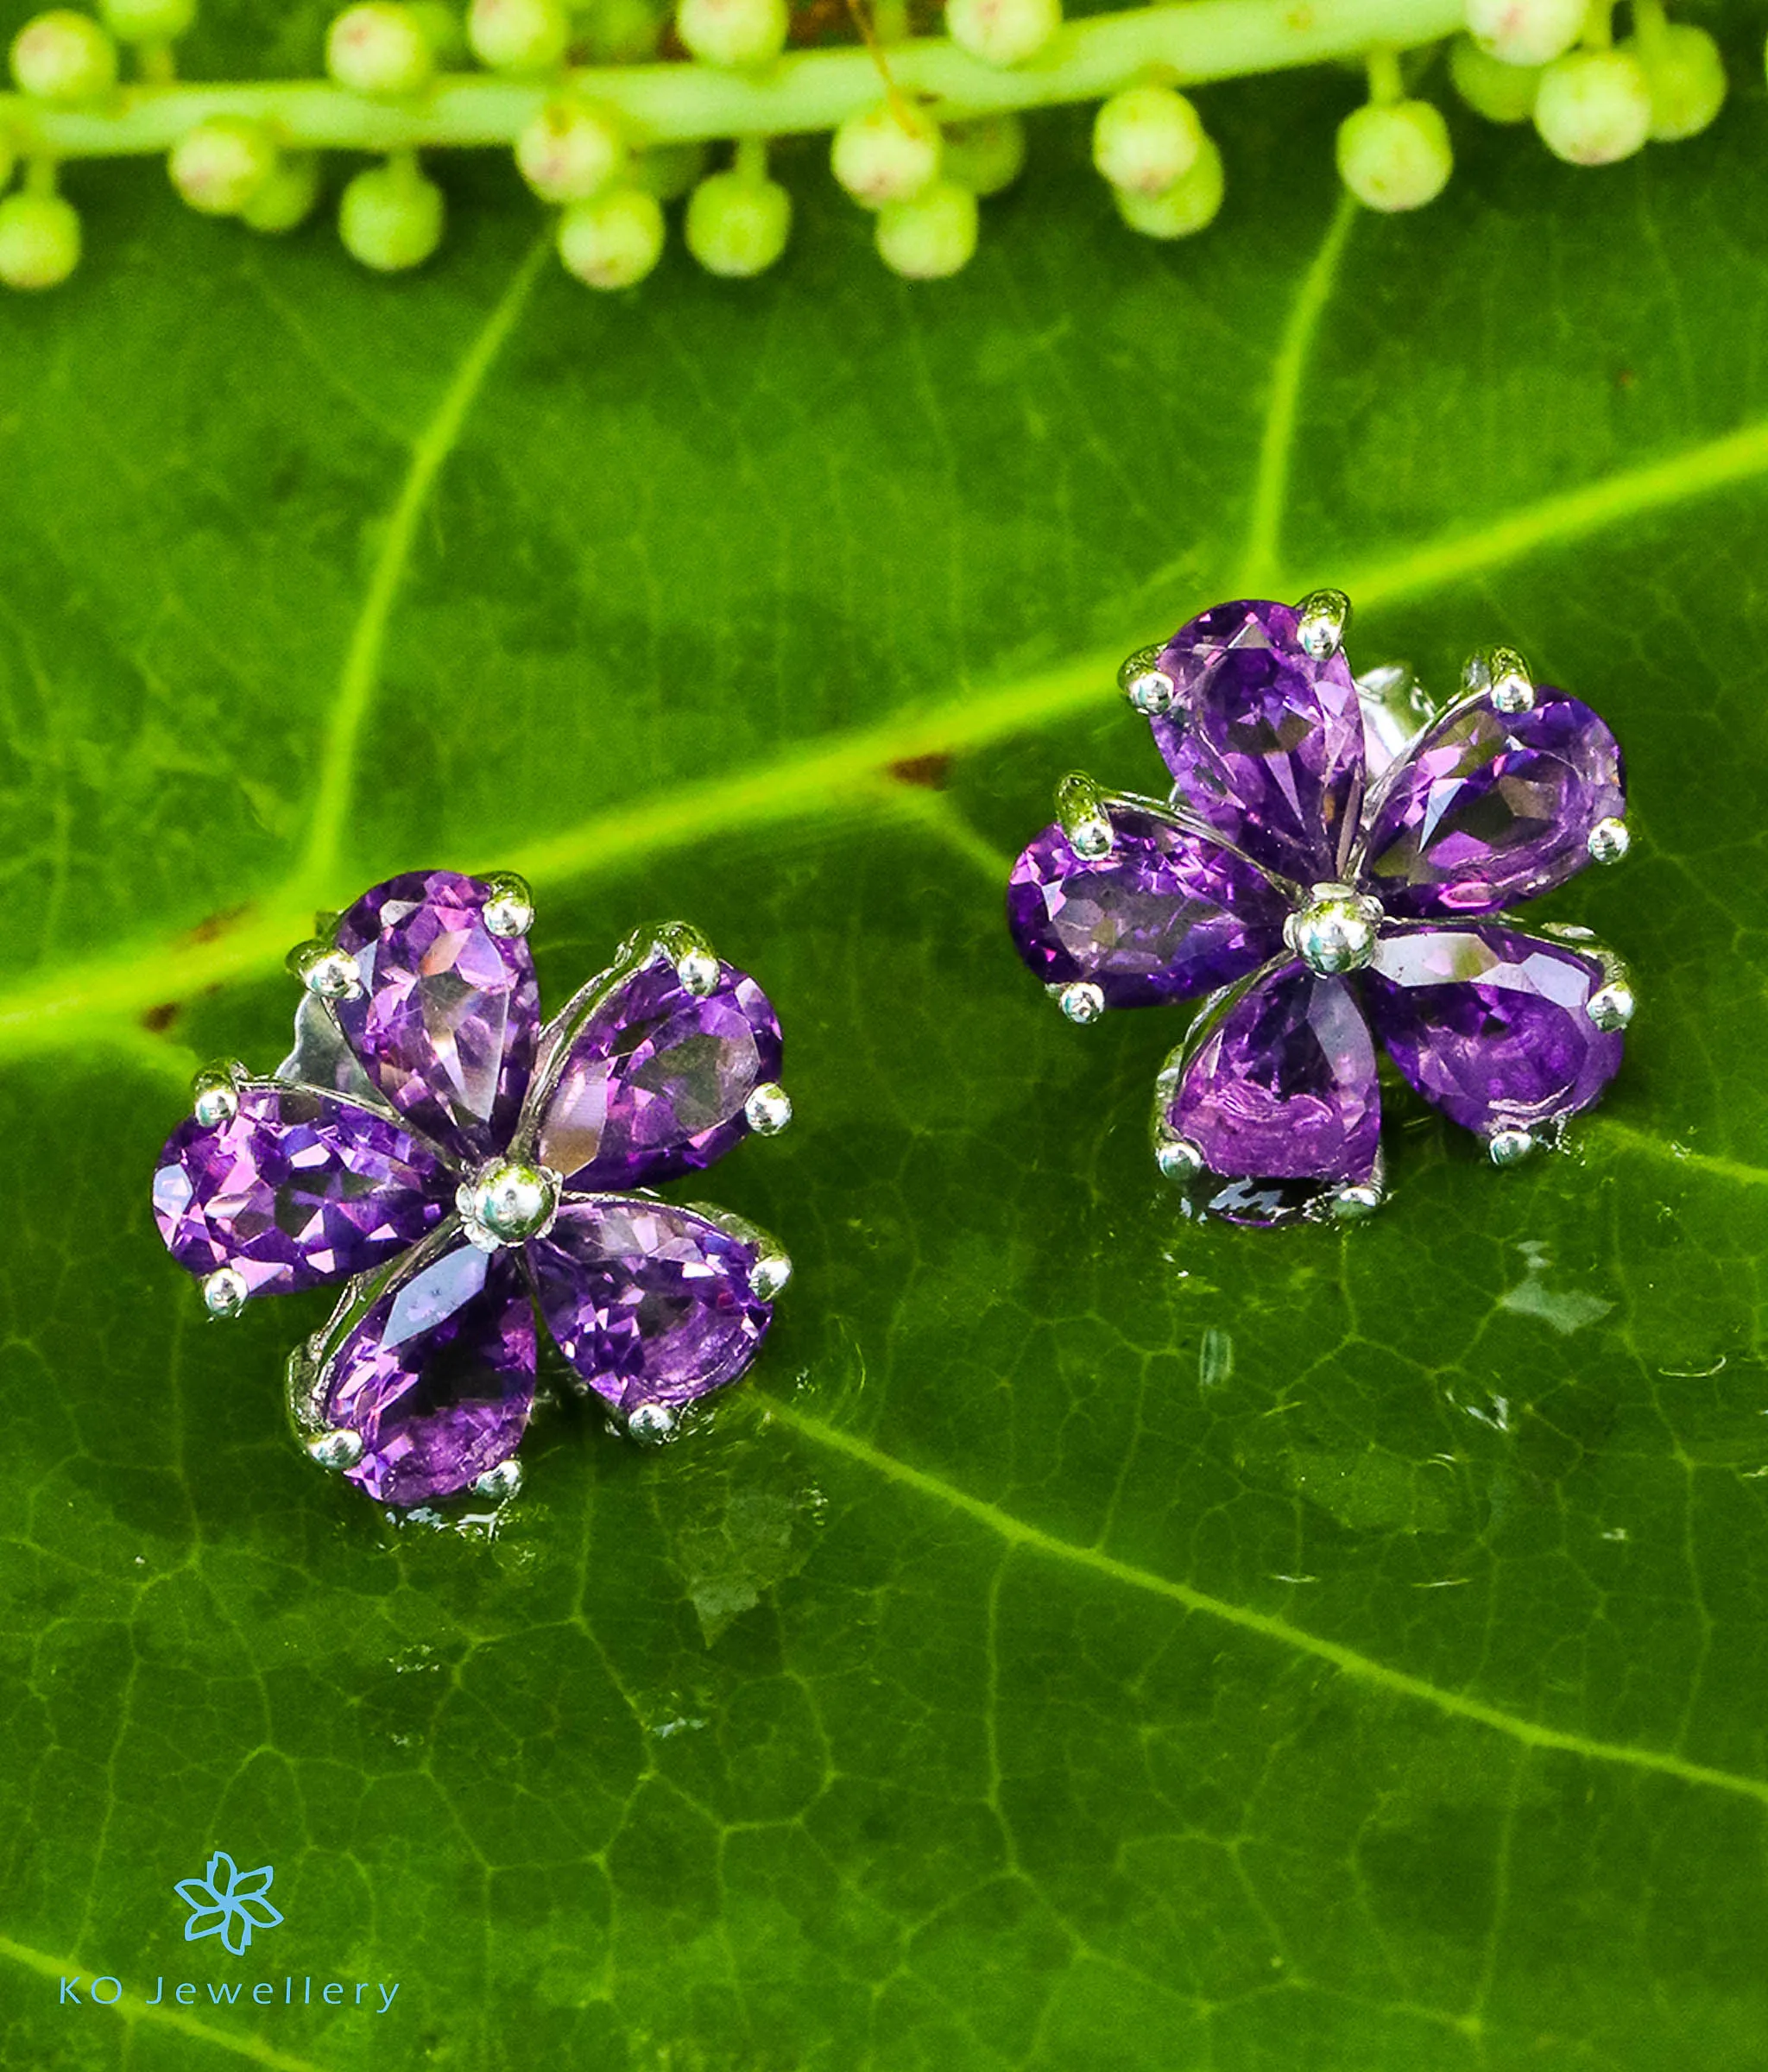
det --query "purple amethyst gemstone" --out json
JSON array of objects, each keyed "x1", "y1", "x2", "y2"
[
  {"x1": 321, "y1": 1241, "x2": 536, "y2": 1506},
  {"x1": 535, "y1": 956, "x2": 782, "y2": 1191},
  {"x1": 333, "y1": 871, "x2": 540, "y2": 1163},
  {"x1": 1365, "y1": 925, "x2": 1624, "y2": 1135},
  {"x1": 1006, "y1": 809, "x2": 1287, "y2": 1008},
  {"x1": 527, "y1": 1197, "x2": 771, "y2": 1414},
  {"x1": 151, "y1": 1085, "x2": 445, "y2": 1295},
  {"x1": 1166, "y1": 963, "x2": 1380, "y2": 1218},
  {"x1": 1151, "y1": 600, "x2": 1366, "y2": 882},
  {"x1": 1361, "y1": 692, "x2": 1625, "y2": 917}
]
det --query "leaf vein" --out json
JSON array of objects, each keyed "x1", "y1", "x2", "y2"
[{"x1": 763, "y1": 1394, "x2": 1768, "y2": 1807}]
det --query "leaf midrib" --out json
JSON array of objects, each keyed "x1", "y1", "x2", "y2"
[{"x1": 8, "y1": 229, "x2": 1768, "y2": 1065}]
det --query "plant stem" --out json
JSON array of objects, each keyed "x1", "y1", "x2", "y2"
[
  {"x1": 1364, "y1": 45, "x2": 1405, "y2": 104},
  {"x1": 4, "y1": 0, "x2": 1464, "y2": 161}
]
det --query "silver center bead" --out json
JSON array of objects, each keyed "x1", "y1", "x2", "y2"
[
  {"x1": 1286, "y1": 882, "x2": 1383, "y2": 976},
  {"x1": 458, "y1": 1158, "x2": 560, "y2": 1249}
]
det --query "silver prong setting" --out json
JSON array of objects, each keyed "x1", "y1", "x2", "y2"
[
  {"x1": 1487, "y1": 1127, "x2": 1538, "y2": 1168},
  {"x1": 482, "y1": 871, "x2": 535, "y2": 939},
  {"x1": 645, "y1": 922, "x2": 721, "y2": 996},
  {"x1": 287, "y1": 938, "x2": 362, "y2": 1001},
  {"x1": 201, "y1": 1266, "x2": 249, "y2": 1318},
  {"x1": 1588, "y1": 979, "x2": 1635, "y2": 1033},
  {"x1": 1056, "y1": 773, "x2": 1114, "y2": 862},
  {"x1": 307, "y1": 1428, "x2": 364, "y2": 1472},
  {"x1": 1295, "y1": 589, "x2": 1350, "y2": 660},
  {"x1": 626, "y1": 1402, "x2": 679, "y2": 1447},
  {"x1": 1588, "y1": 818, "x2": 1630, "y2": 865},
  {"x1": 1286, "y1": 882, "x2": 1383, "y2": 976},
  {"x1": 749, "y1": 1247, "x2": 792, "y2": 1301},
  {"x1": 1117, "y1": 645, "x2": 1176, "y2": 718},
  {"x1": 1465, "y1": 645, "x2": 1535, "y2": 716},
  {"x1": 677, "y1": 948, "x2": 719, "y2": 996},
  {"x1": 471, "y1": 1459, "x2": 523, "y2": 1502},
  {"x1": 1053, "y1": 981, "x2": 1105, "y2": 1026},
  {"x1": 1154, "y1": 1132, "x2": 1204, "y2": 1181},
  {"x1": 1328, "y1": 1180, "x2": 1384, "y2": 1222},
  {"x1": 457, "y1": 1158, "x2": 560, "y2": 1249},
  {"x1": 190, "y1": 1062, "x2": 244, "y2": 1129},
  {"x1": 745, "y1": 1083, "x2": 792, "y2": 1136}
]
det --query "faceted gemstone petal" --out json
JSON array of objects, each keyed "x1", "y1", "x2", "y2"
[
  {"x1": 1365, "y1": 925, "x2": 1624, "y2": 1135},
  {"x1": 151, "y1": 1084, "x2": 445, "y2": 1295},
  {"x1": 1006, "y1": 809, "x2": 1287, "y2": 1008},
  {"x1": 1165, "y1": 963, "x2": 1380, "y2": 1223},
  {"x1": 333, "y1": 870, "x2": 540, "y2": 1163},
  {"x1": 527, "y1": 1197, "x2": 771, "y2": 1414},
  {"x1": 1361, "y1": 691, "x2": 1626, "y2": 917},
  {"x1": 321, "y1": 1240, "x2": 536, "y2": 1507},
  {"x1": 1151, "y1": 599, "x2": 1367, "y2": 881},
  {"x1": 535, "y1": 955, "x2": 782, "y2": 1191}
]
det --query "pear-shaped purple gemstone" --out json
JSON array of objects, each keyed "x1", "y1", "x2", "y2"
[
  {"x1": 1361, "y1": 692, "x2": 1624, "y2": 917},
  {"x1": 535, "y1": 956, "x2": 781, "y2": 1191},
  {"x1": 333, "y1": 871, "x2": 540, "y2": 1163},
  {"x1": 1365, "y1": 925, "x2": 1624, "y2": 1134},
  {"x1": 321, "y1": 1240, "x2": 536, "y2": 1507},
  {"x1": 152, "y1": 1085, "x2": 445, "y2": 1294},
  {"x1": 1151, "y1": 600, "x2": 1366, "y2": 883},
  {"x1": 527, "y1": 1198, "x2": 770, "y2": 1413},
  {"x1": 1007, "y1": 809, "x2": 1286, "y2": 1007},
  {"x1": 1165, "y1": 963, "x2": 1381, "y2": 1222}
]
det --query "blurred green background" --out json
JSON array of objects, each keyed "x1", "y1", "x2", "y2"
[{"x1": 3, "y1": 4, "x2": 1767, "y2": 2067}]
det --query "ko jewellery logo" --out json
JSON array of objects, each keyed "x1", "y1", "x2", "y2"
[
  {"x1": 174, "y1": 1852, "x2": 283, "y2": 1955},
  {"x1": 52, "y1": 1848, "x2": 403, "y2": 2017}
]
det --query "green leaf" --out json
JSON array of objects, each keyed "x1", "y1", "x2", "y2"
[{"x1": 3, "y1": 16, "x2": 1767, "y2": 2069}]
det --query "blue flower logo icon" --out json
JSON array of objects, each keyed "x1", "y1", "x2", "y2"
[{"x1": 174, "y1": 1853, "x2": 284, "y2": 1955}]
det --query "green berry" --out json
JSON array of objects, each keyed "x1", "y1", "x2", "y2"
[
  {"x1": 1626, "y1": 22, "x2": 1724, "y2": 142},
  {"x1": 1092, "y1": 85, "x2": 1203, "y2": 198},
  {"x1": 832, "y1": 101, "x2": 942, "y2": 210},
  {"x1": 516, "y1": 97, "x2": 626, "y2": 201},
  {"x1": 944, "y1": 0, "x2": 1058, "y2": 69},
  {"x1": 169, "y1": 117, "x2": 278, "y2": 215},
  {"x1": 675, "y1": 0, "x2": 787, "y2": 68},
  {"x1": 1114, "y1": 132, "x2": 1223, "y2": 237},
  {"x1": 557, "y1": 185, "x2": 665, "y2": 288},
  {"x1": 339, "y1": 158, "x2": 445, "y2": 269},
  {"x1": 466, "y1": 0, "x2": 570, "y2": 71},
  {"x1": 1336, "y1": 98, "x2": 1453, "y2": 212},
  {"x1": 1464, "y1": 0, "x2": 1584, "y2": 69},
  {"x1": 9, "y1": 10, "x2": 117, "y2": 103},
  {"x1": 98, "y1": 0, "x2": 195, "y2": 41},
  {"x1": 0, "y1": 191, "x2": 81, "y2": 289},
  {"x1": 326, "y1": 3, "x2": 434, "y2": 94},
  {"x1": 635, "y1": 140, "x2": 710, "y2": 199},
  {"x1": 875, "y1": 177, "x2": 976, "y2": 280},
  {"x1": 1449, "y1": 34, "x2": 1540, "y2": 123},
  {"x1": 942, "y1": 112, "x2": 1026, "y2": 195},
  {"x1": 240, "y1": 151, "x2": 323, "y2": 233},
  {"x1": 1533, "y1": 47, "x2": 1651, "y2": 164},
  {"x1": 409, "y1": 2, "x2": 466, "y2": 60},
  {"x1": 685, "y1": 167, "x2": 791, "y2": 277}
]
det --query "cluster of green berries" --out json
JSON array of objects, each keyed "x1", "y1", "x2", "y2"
[
  {"x1": 1337, "y1": 0, "x2": 1726, "y2": 216},
  {"x1": 0, "y1": 0, "x2": 1741, "y2": 294}
]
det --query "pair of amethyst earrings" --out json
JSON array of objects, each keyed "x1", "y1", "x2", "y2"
[{"x1": 151, "y1": 589, "x2": 1633, "y2": 1519}]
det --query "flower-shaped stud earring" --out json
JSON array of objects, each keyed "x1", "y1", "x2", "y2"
[
  {"x1": 151, "y1": 871, "x2": 793, "y2": 1514},
  {"x1": 1007, "y1": 595, "x2": 1633, "y2": 1225}
]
